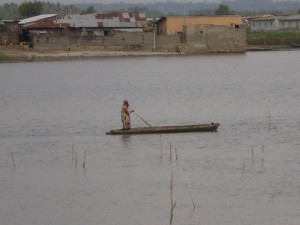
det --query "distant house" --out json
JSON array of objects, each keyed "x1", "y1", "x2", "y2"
[
  {"x1": 18, "y1": 12, "x2": 148, "y2": 40},
  {"x1": 60, "y1": 12, "x2": 147, "y2": 35},
  {"x1": 18, "y1": 14, "x2": 57, "y2": 44},
  {"x1": 0, "y1": 19, "x2": 19, "y2": 45},
  {"x1": 13, "y1": 12, "x2": 245, "y2": 53},
  {"x1": 250, "y1": 15, "x2": 300, "y2": 32},
  {"x1": 155, "y1": 15, "x2": 243, "y2": 35}
]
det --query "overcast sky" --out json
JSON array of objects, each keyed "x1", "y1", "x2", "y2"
[
  {"x1": 1, "y1": 0, "x2": 300, "y2": 4},
  {"x1": 1, "y1": 0, "x2": 224, "y2": 5}
]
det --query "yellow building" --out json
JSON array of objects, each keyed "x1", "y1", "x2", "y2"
[{"x1": 156, "y1": 15, "x2": 243, "y2": 35}]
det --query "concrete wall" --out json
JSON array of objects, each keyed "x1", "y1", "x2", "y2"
[
  {"x1": 32, "y1": 31, "x2": 156, "y2": 51},
  {"x1": 183, "y1": 25, "x2": 245, "y2": 54},
  {"x1": 0, "y1": 23, "x2": 19, "y2": 45},
  {"x1": 30, "y1": 26, "x2": 245, "y2": 54},
  {"x1": 206, "y1": 26, "x2": 245, "y2": 53}
]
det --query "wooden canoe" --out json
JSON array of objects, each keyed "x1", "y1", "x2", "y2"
[{"x1": 106, "y1": 123, "x2": 219, "y2": 135}]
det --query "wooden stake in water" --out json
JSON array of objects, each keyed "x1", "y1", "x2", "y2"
[
  {"x1": 74, "y1": 138, "x2": 79, "y2": 168},
  {"x1": 175, "y1": 148, "x2": 178, "y2": 160},
  {"x1": 83, "y1": 150, "x2": 87, "y2": 169},
  {"x1": 170, "y1": 159, "x2": 176, "y2": 225},
  {"x1": 243, "y1": 162, "x2": 245, "y2": 171},
  {"x1": 160, "y1": 135, "x2": 162, "y2": 160},
  {"x1": 252, "y1": 146, "x2": 254, "y2": 164},
  {"x1": 72, "y1": 143, "x2": 74, "y2": 161},
  {"x1": 9, "y1": 146, "x2": 16, "y2": 168},
  {"x1": 170, "y1": 143, "x2": 172, "y2": 161},
  {"x1": 75, "y1": 150, "x2": 78, "y2": 169},
  {"x1": 268, "y1": 111, "x2": 272, "y2": 130},
  {"x1": 182, "y1": 168, "x2": 195, "y2": 209},
  {"x1": 262, "y1": 145, "x2": 264, "y2": 163}
]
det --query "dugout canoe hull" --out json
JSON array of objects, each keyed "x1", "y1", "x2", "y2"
[{"x1": 106, "y1": 123, "x2": 220, "y2": 135}]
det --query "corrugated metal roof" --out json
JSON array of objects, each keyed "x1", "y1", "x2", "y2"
[
  {"x1": 278, "y1": 15, "x2": 300, "y2": 21},
  {"x1": 20, "y1": 12, "x2": 148, "y2": 29},
  {"x1": 57, "y1": 12, "x2": 147, "y2": 28},
  {"x1": 19, "y1": 14, "x2": 57, "y2": 25},
  {"x1": 123, "y1": 13, "x2": 130, "y2": 19},
  {"x1": 251, "y1": 17, "x2": 276, "y2": 21},
  {"x1": 251, "y1": 15, "x2": 300, "y2": 22},
  {"x1": 56, "y1": 14, "x2": 98, "y2": 27}
]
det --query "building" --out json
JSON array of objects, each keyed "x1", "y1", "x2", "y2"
[
  {"x1": 18, "y1": 12, "x2": 148, "y2": 43},
  {"x1": 16, "y1": 12, "x2": 149, "y2": 50},
  {"x1": 155, "y1": 15, "x2": 243, "y2": 35},
  {"x1": 0, "y1": 19, "x2": 19, "y2": 45},
  {"x1": 8, "y1": 12, "x2": 245, "y2": 54},
  {"x1": 250, "y1": 15, "x2": 300, "y2": 32}
]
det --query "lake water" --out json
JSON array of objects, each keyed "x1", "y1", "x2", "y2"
[{"x1": 1, "y1": 51, "x2": 300, "y2": 225}]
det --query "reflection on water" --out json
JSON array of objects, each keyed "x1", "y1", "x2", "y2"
[{"x1": 1, "y1": 51, "x2": 300, "y2": 225}]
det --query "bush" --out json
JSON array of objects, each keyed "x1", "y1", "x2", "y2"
[
  {"x1": 246, "y1": 30, "x2": 300, "y2": 46},
  {"x1": 0, "y1": 52, "x2": 12, "y2": 61}
]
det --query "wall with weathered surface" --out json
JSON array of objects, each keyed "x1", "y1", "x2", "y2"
[
  {"x1": 184, "y1": 26, "x2": 245, "y2": 54},
  {"x1": 155, "y1": 35, "x2": 181, "y2": 52},
  {"x1": 206, "y1": 26, "x2": 245, "y2": 53},
  {"x1": 30, "y1": 26, "x2": 245, "y2": 54},
  {"x1": 32, "y1": 32, "x2": 156, "y2": 51}
]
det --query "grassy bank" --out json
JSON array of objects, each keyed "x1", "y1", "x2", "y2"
[
  {"x1": 0, "y1": 52, "x2": 12, "y2": 61},
  {"x1": 246, "y1": 28, "x2": 300, "y2": 46}
]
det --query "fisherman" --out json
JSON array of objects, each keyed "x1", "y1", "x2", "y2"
[{"x1": 121, "y1": 100, "x2": 134, "y2": 130}]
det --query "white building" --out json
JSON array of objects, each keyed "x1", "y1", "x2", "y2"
[{"x1": 250, "y1": 15, "x2": 300, "y2": 32}]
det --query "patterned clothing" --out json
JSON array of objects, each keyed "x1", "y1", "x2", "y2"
[{"x1": 121, "y1": 104, "x2": 131, "y2": 129}]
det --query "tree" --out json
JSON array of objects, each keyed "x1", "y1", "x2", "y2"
[
  {"x1": 63, "y1": 5, "x2": 80, "y2": 16},
  {"x1": 19, "y1": 1, "x2": 43, "y2": 18},
  {"x1": 0, "y1": 3, "x2": 20, "y2": 19},
  {"x1": 215, "y1": 4, "x2": 229, "y2": 15},
  {"x1": 80, "y1": 6, "x2": 96, "y2": 15}
]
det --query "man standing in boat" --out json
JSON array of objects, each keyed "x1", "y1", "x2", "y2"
[{"x1": 121, "y1": 100, "x2": 134, "y2": 130}]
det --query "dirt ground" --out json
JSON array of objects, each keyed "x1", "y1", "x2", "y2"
[{"x1": 0, "y1": 47, "x2": 179, "y2": 62}]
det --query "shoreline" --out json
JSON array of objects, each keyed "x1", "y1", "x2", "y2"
[
  {"x1": 1, "y1": 45, "x2": 300, "y2": 63},
  {"x1": 0, "y1": 49, "x2": 180, "y2": 62}
]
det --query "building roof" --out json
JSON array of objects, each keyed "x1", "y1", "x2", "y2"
[
  {"x1": 19, "y1": 14, "x2": 57, "y2": 25},
  {"x1": 251, "y1": 14, "x2": 300, "y2": 22},
  {"x1": 277, "y1": 15, "x2": 300, "y2": 21},
  {"x1": 155, "y1": 15, "x2": 243, "y2": 25},
  {"x1": 251, "y1": 17, "x2": 276, "y2": 22},
  {"x1": 19, "y1": 12, "x2": 147, "y2": 29}
]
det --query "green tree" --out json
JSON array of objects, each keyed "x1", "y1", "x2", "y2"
[
  {"x1": 19, "y1": 1, "x2": 43, "y2": 18},
  {"x1": 80, "y1": 6, "x2": 96, "y2": 15},
  {"x1": 63, "y1": 5, "x2": 80, "y2": 16},
  {"x1": 0, "y1": 3, "x2": 20, "y2": 19},
  {"x1": 215, "y1": 4, "x2": 229, "y2": 15}
]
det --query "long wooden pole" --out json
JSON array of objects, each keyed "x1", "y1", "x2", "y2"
[
  {"x1": 133, "y1": 112, "x2": 152, "y2": 127},
  {"x1": 9, "y1": 146, "x2": 16, "y2": 168},
  {"x1": 182, "y1": 168, "x2": 195, "y2": 209},
  {"x1": 170, "y1": 158, "x2": 176, "y2": 225}
]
